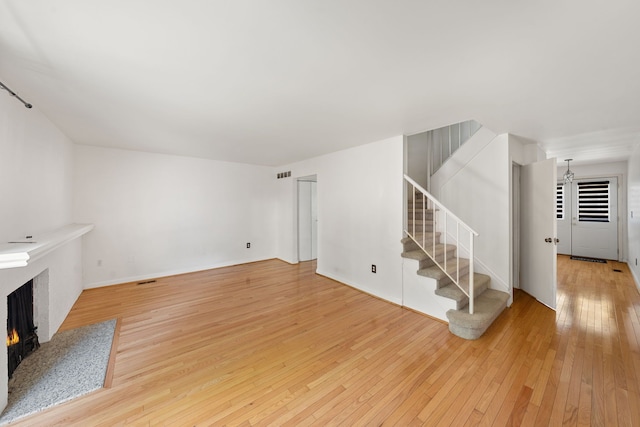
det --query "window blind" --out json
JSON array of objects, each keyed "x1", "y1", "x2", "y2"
[
  {"x1": 577, "y1": 181, "x2": 610, "y2": 222},
  {"x1": 556, "y1": 184, "x2": 564, "y2": 220}
]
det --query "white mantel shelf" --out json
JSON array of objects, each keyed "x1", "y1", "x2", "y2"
[{"x1": 0, "y1": 223, "x2": 94, "y2": 269}]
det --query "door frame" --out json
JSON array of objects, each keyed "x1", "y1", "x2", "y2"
[
  {"x1": 296, "y1": 175, "x2": 318, "y2": 262},
  {"x1": 511, "y1": 163, "x2": 521, "y2": 293}
]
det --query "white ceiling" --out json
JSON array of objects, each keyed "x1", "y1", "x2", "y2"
[{"x1": 1, "y1": 0, "x2": 639, "y2": 166}]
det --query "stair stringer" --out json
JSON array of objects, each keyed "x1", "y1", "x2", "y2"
[{"x1": 402, "y1": 256, "x2": 457, "y2": 322}]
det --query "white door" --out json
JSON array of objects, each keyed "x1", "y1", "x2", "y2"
[
  {"x1": 520, "y1": 158, "x2": 557, "y2": 310},
  {"x1": 570, "y1": 178, "x2": 618, "y2": 260},
  {"x1": 298, "y1": 178, "x2": 318, "y2": 262}
]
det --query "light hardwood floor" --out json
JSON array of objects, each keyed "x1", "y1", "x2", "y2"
[{"x1": 9, "y1": 255, "x2": 640, "y2": 426}]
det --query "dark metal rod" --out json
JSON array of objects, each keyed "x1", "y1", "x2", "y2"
[{"x1": 0, "y1": 80, "x2": 32, "y2": 108}]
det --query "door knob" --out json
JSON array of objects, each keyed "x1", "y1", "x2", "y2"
[
  {"x1": 544, "y1": 238, "x2": 553, "y2": 243},
  {"x1": 554, "y1": 238, "x2": 560, "y2": 244}
]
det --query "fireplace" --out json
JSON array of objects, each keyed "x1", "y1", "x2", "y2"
[{"x1": 6, "y1": 280, "x2": 39, "y2": 379}]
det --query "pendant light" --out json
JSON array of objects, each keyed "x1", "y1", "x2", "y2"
[{"x1": 563, "y1": 159, "x2": 574, "y2": 184}]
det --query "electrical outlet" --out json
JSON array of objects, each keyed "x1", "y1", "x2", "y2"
[
  {"x1": 371, "y1": 264, "x2": 376, "y2": 273},
  {"x1": 247, "y1": 242, "x2": 251, "y2": 249}
]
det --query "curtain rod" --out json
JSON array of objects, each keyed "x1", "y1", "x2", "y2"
[{"x1": 0, "y1": 80, "x2": 32, "y2": 109}]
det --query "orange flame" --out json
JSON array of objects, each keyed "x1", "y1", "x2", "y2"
[{"x1": 6, "y1": 329, "x2": 19, "y2": 346}]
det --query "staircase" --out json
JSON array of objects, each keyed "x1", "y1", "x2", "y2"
[{"x1": 402, "y1": 179, "x2": 509, "y2": 340}]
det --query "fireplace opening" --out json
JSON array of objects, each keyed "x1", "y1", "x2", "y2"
[{"x1": 7, "y1": 280, "x2": 40, "y2": 378}]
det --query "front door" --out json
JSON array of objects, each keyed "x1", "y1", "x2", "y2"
[
  {"x1": 520, "y1": 158, "x2": 557, "y2": 310},
  {"x1": 556, "y1": 177, "x2": 618, "y2": 260},
  {"x1": 571, "y1": 178, "x2": 618, "y2": 260}
]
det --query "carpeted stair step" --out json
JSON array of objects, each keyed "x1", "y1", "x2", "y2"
[
  {"x1": 401, "y1": 234, "x2": 441, "y2": 252},
  {"x1": 418, "y1": 245, "x2": 458, "y2": 269},
  {"x1": 446, "y1": 289, "x2": 509, "y2": 340},
  {"x1": 406, "y1": 208, "x2": 435, "y2": 219},
  {"x1": 417, "y1": 258, "x2": 470, "y2": 286},
  {"x1": 433, "y1": 273, "x2": 491, "y2": 310},
  {"x1": 406, "y1": 222, "x2": 435, "y2": 232},
  {"x1": 401, "y1": 243, "x2": 456, "y2": 264},
  {"x1": 401, "y1": 237, "x2": 420, "y2": 252},
  {"x1": 400, "y1": 249, "x2": 430, "y2": 262}
]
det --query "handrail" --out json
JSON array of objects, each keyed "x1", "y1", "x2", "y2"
[{"x1": 404, "y1": 174, "x2": 478, "y2": 314}]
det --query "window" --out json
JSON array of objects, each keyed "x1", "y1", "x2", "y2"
[
  {"x1": 556, "y1": 183, "x2": 564, "y2": 220},
  {"x1": 577, "y1": 180, "x2": 610, "y2": 222}
]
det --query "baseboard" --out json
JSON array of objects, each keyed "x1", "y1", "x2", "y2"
[
  {"x1": 84, "y1": 257, "x2": 278, "y2": 288},
  {"x1": 315, "y1": 269, "x2": 403, "y2": 306},
  {"x1": 630, "y1": 263, "x2": 640, "y2": 295}
]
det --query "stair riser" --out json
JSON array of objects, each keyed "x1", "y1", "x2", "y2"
[
  {"x1": 404, "y1": 240, "x2": 440, "y2": 252},
  {"x1": 453, "y1": 282, "x2": 490, "y2": 310},
  {"x1": 403, "y1": 241, "x2": 419, "y2": 252},
  {"x1": 403, "y1": 238, "x2": 441, "y2": 252},
  {"x1": 407, "y1": 221, "x2": 435, "y2": 229},
  {"x1": 407, "y1": 224, "x2": 435, "y2": 232},
  {"x1": 406, "y1": 212, "x2": 435, "y2": 220},
  {"x1": 418, "y1": 250, "x2": 457, "y2": 268},
  {"x1": 446, "y1": 290, "x2": 509, "y2": 340},
  {"x1": 434, "y1": 267, "x2": 471, "y2": 288}
]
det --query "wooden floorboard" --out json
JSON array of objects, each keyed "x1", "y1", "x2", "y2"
[{"x1": 8, "y1": 255, "x2": 640, "y2": 426}]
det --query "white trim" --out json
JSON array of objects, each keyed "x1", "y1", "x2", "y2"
[
  {"x1": 315, "y1": 268, "x2": 403, "y2": 306},
  {"x1": 84, "y1": 256, "x2": 276, "y2": 288},
  {"x1": 473, "y1": 257, "x2": 510, "y2": 297},
  {"x1": 0, "y1": 224, "x2": 93, "y2": 269}
]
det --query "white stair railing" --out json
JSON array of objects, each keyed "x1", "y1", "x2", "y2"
[{"x1": 404, "y1": 175, "x2": 479, "y2": 314}]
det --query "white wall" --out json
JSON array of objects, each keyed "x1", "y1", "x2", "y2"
[
  {"x1": 555, "y1": 160, "x2": 628, "y2": 261},
  {"x1": 430, "y1": 127, "x2": 498, "y2": 199},
  {"x1": 0, "y1": 101, "x2": 73, "y2": 238},
  {"x1": 275, "y1": 136, "x2": 404, "y2": 304},
  {"x1": 432, "y1": 134, "x2": 511, "y2": 294},
  {"x1": 0, "y1": 96, "x2": 82, "y2": 410},
  {"x1": 628, "y1": 145, "x2": 640, "y2": 290},
  {"x1": 406, "y1": 132, "x2": 430, "y2": 189},
  {"x1": 74, "y1": 146, "x2": 278, "y2": 287}
]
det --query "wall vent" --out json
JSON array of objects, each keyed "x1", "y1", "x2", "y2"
[{"x1": 277, "y1": 171, "x2": 292, "y2": 179}]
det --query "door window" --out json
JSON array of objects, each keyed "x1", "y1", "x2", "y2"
[
  {"x1": 577, "y1": 180, "x2": 610, "y2": 223},
  {"x1": 556, "y1": 183, "x2": 565, "y2": 220}
]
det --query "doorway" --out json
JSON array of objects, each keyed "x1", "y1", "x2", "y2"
[
  {"x1": 556, "y1": 177, "x2": 618, "y2": 260},
  {"x1": 297, "y1": 176, "x2": 317, "y2": 262}
]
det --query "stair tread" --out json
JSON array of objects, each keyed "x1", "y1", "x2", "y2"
[
  {"x1": 417, "y1": 259, "x2": 471, "y2": 280},
  {"x1": 457, "y1": 273, "x2": 490, "y2": 294},
  {"x1": 446, "y1": 289, "x2": 509, "y2": 339},
  {"x1": 403, "y1": 243, "x2": 456, "y2": 259},
  {"x1": 434, "y1": 273, "x2": 490, "y2": 299},
  {"x1": 401, "y1": 233, "x2": 441, "y2": 245},
  {"x1": 434, "y1": 274, "x2": 491, "y2": 310},
  {"x1": 401, "y1": 250, "x2": 430, "y2": 261},
  {"x1": 434, "y1": 284, "x2": 468, "y2": 303}
]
